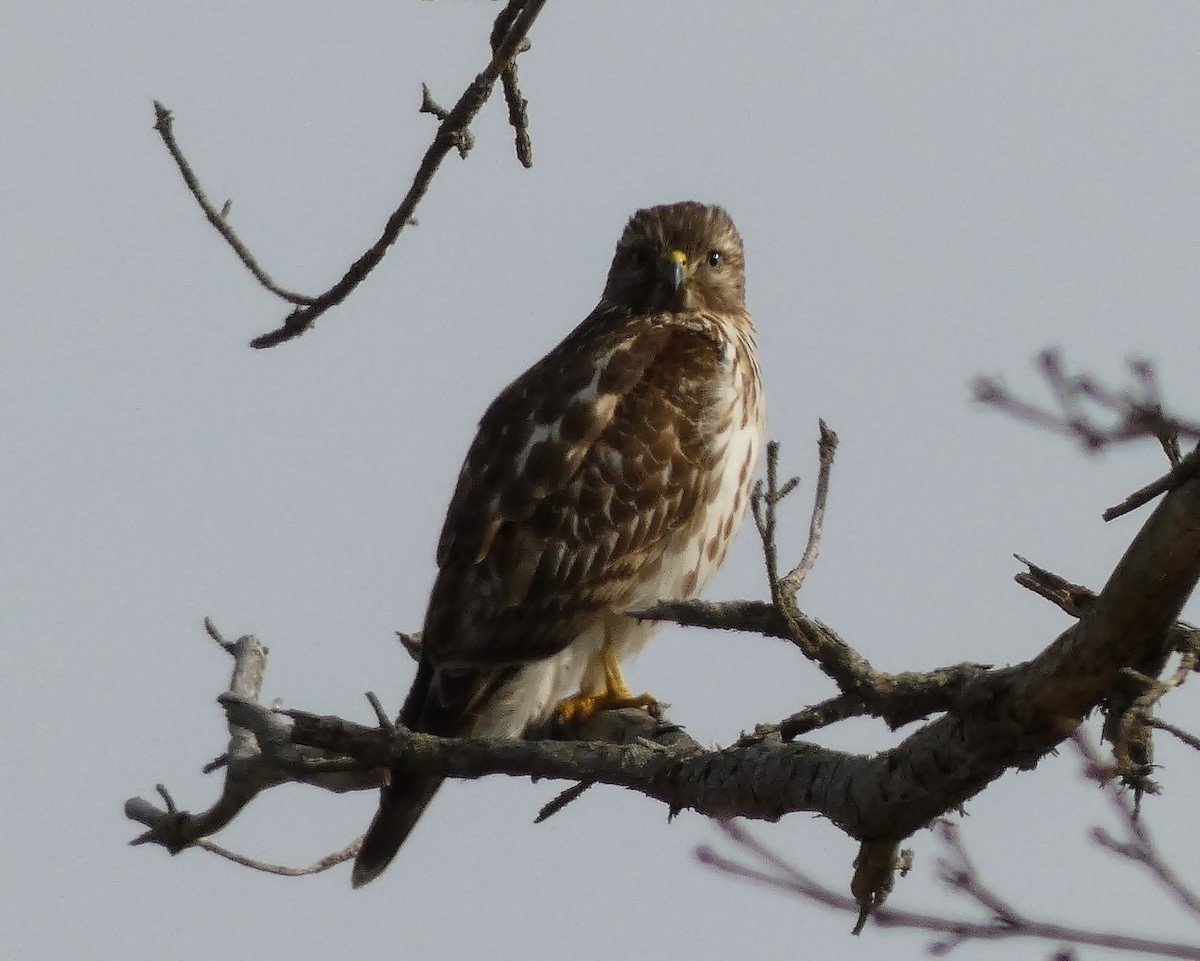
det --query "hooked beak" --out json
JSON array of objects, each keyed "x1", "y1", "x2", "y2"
[{"x1": 662, "y1": 249, "x2": 689, "y2": 292}]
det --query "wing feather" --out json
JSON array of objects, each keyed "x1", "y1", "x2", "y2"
[{"x1": 421, "y1": 306, "x2": 730, "y2": 670}]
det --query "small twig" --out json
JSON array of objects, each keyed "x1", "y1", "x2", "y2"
[
  {"x1": 1074, "y1": 730, "x2": 1200, "y2": 920},
  {"x1": 750, "y1": 440, "x2": 800, "y2": 593},
  {"x1": 975, "y1": 352, "x2": 1200, "y2": 465},
  {"x1": 194, "y1": 837, "x2": 359, "y2": 877},
  {"x1": 202, "y1": 753, "x2": 229, "y2": 775},
  {"x1": 396, "y1": 630, "x2": 422, "y2": 662},
  {"x1": 151, "y1": 102, "x2": 315, "y2": 307},
  {"x1": 489, "y1": 1, "x2": 534, "y2": 167},
  {"x1": 1109, "y1": 648, "x2": 1197, "y2": 801},
  {"x1": 365, "y1": 691, "x2": 393, "y2": 729},
  {"x1": 534, "y1": 781, "x2": 593, "y2": 823},
  {"x1": 1104, "y1": 444, "x2": 1200, "y2": 522},
  {"x1": 778, "y1": 420, "x2": 838, "y2": 595},
  {"x1": 935, "y1": 821, "x2": 1020, "y2": 926},
  {"x1": 419, "y1": 83, "x2": 449, "y2": 121},
  {"x1": 851, "y1": 840, "x2": 903, "y2": 933},
  {"x1": 699, "y1": 819, "x2": 1200, "y2": 957},
  {"x1": 204, "y1": 616, "x2": 236, "y2": 654},
  {"x1": 1013, "y1": 555, "x2": 1096, "y2": 617},
  {"x1": 1149, "y1": 717, "x2": 1200, "y2": 752}
]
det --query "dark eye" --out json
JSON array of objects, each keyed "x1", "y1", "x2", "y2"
[
  {"x1": 627, "y1": 248, "x2": 649, "y2": 269},
  {"x1": 707, "y1": 250, "x2": 723, "y2": 268}
]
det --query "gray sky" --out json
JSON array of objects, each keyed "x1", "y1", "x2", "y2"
[{"x1": 5, "y1": 3, "x2": 1200, "y2": 959}]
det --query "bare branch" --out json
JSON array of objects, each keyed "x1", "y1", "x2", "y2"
[
  {"x1": 489, "y1": 1, "x2": 534, "y2": 167},
  {"x1": 1075, "y1": 730, "x2": 1200, "y2": 920},
  {"x1": 248, "y1": 0, "x2": 548, "y2": 348},
  {"x1": 976, "y1": 352, "x2": 1200, "y2": 524},
  {"x1": 125, "y1": 627, "x2": 382, "y2": 857},
  {"x1": 976, "y1": 351, "x2": 1200, "y2": 454},
  {"x1": 699, "y1": 820, "x2": 1200, "y2": 958},
  {"x1": 1013, "y1": 554, "x2": 1200, "y2": 792},
  {"x1": 778, "y1": 420, "x2": 838, "y2": 595},
  {"x1": 1104, "y1": 444, "x2": 1200, "y2": 521},
  {"x1": 153, "y1": 3, "x2": 548, "y2": 347},
  {"x1": 534, "y1": 781, "x2": 593, "y2": 823},
  {"x1": 194, "y1": 837, "x2": 359, "y2": 877},
  {"x1": 151, "y1": 102, "x2": 315, "y2": 306},
  {"x1": 1149, "y1": 717, "x2": 1200, "y2": 753}
]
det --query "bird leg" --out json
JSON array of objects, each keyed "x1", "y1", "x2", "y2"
[{"x1": 555, "y1": 641, "x2": 656, "y2": 725}]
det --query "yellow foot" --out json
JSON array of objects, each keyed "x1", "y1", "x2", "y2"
[
  {"x1": 555, "y1": 632, "x2": 660, "y2": 725},
  {"x1": 554, "y1": 688, "x2": 658, "y2": 725}
]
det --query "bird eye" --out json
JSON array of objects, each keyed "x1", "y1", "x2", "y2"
[
  {"x1": 627, "y1": 248, "x2": 648, "y2": 269},
  {"x1": 707, "y1": 250, "x2": 723, "y2": 268}
]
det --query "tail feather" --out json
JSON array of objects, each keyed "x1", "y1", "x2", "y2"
[
  {"x1": 351, "y1": 774, "x2": 444, "y2": 888},
  {"x1": 352, "y1": 655, "x2": 509, "y2": 887},
  {"x1": 352, "y1": 656, "x2": 517, "y2": 887}
]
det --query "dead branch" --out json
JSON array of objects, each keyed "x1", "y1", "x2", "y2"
[
  {"x1": 150, "y1": 104, "x2": 314, "y2": 306},
  {"x1": 125, "y1": 631, "x2": 382, "y2": 858},
  {"x1": 1075, "y1": 730, "x2": 1200, "y2": 920},
  {"x1": 1013, "y1": 553, "x2": 1200, "y2": 795},
  {"x1": 779, "y1": 418, "x2": 838, "y2": 594},
  {"x1": 698, "y1": 784, "x2": 1200, "y2": 958},
  {"x1": 976, "y1": 352, "x2": 1200, "y2": 522},
  {"x1": 152, "y1": 0, "x2": 548, "y2": 348},
  {"x1": 975, "y1": 351, "x2": 1199, "y2": 454}
]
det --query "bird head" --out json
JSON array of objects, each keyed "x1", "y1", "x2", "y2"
[{"x1": 601, "y1": 201, "x2": 746, "y2": 315}]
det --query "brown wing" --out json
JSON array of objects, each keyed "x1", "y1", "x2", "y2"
[{"x1": 420, "y1": 305, "x2": 728, "y2": 670}]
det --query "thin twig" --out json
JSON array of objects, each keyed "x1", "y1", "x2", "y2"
[
  {"x1": 151, "y1": 102, "x2": 315, "y2": 306},
  {"x1": 1104, "y1": 445, "x2": 1200, "y2": 522},
  {"x1": 202, "y1": 753, "x2": 229, "y2": 775},
  {"x1": 490, "y1": 2, "x2": 533, "y2": 167},
  {"x1": 248, "y1": 0, "x2": 548, "y2": 348},
  {"x1": 699, "y1": 820, "x2": 1200, "y2": 958},
  {"x1": 779, "y1": 420, "x2": 838, "y2": 595},
  {"x1": 975, "y1": 352, "x2": 1200, "y2": 464},
  {"x1": 195, "y1": 837, "x2": 359, "y2": 877},
  {"x1": 534, "y1": 781, "x2": 593, "y2": 823},
  {"x1": 1074, "y1": 730, "x2": 1200, "y2": 920},
  {"x1": 750, "y1": 441, "x2": 799, "y2": 593},
  {"x1": 1149, "y1": 718, "x2": 1200, "y2": 752},
  {"x1": 204, "y1": 615, "x2": 236, "y2": 654},
  {"x1": 365, "y1": 691, "x2": 393, "y2": 729}
]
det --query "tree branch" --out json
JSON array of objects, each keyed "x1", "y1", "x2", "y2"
[
  {"x1": 150, "y1": 104, "x2": 315, "y2": 306},
  {"x1": 127, "y1": 423, "x2": 1200, "y2": 917},
  {"x1": 249, "y1": 0, "x2": 547, "y2": 348},
  {"x1": 152, "y1": 1, "x2": 548, "y2": 348},
  {"x1": 702, "y1": 823, "x2": 1199, "y2": 957}
]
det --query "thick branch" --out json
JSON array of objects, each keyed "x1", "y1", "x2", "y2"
[{"x1": 279, "y1": 469, "x2": 1200, "y2": 842}]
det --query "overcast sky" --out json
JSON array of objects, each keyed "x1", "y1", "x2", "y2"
[{"x1": 6, "y1": 3, "x2": 1200, "y2": 960}]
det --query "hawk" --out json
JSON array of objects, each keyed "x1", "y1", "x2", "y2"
[{"x1": 352, "y1": 201, "x2": 764, "y2": 887}]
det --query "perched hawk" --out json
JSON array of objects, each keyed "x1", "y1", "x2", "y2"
[{"x1": 352, "y1": 201, "x2": 764, "y2": 887}]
